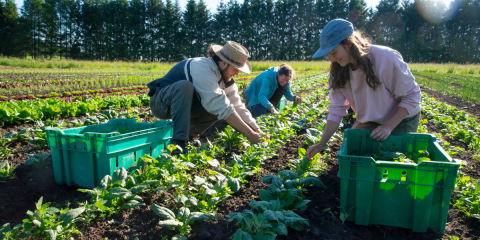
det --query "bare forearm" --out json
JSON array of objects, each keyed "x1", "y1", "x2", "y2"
[
  {"x1": 318, "y1": 120, "x2": 341, "y2": 146},
  {"x1": 225, "y1": 111, "x2": 256, "y2": 139},
  {"x1": 307, "y1": 120, "x2": 340, "y2": 160}
]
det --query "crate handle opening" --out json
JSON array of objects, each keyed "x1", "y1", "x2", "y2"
[
  {"x1": 134, "y1": 152, "x2": 137, "y2": 162},
  {"x1": 401, "y1": 171, "x2": 407, "y2": 181},
  {"x1": 116, "y1": 156, "x2": 119, "y2": 168},
  {"x1": 383, "y1": 170, "x2": 388, "y2": 179}
]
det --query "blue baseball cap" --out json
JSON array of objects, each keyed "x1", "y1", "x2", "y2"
[{"x1": 312, "y1": 19, "x2": 354, "y2": 58}]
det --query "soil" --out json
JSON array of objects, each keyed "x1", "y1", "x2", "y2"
[{"x1": 0, "y1": 155, "x2": 90, "y2": 227}]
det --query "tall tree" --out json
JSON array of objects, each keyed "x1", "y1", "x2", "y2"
[
  {"x1": 129, "y1": 0, "x2": 146, "y2": 60},
  {"x1": 348, "y1": 0, "x2": 367, "y2": 29},
  {"x1": 42, "y1": 0, "x2": 59, "y2": 59},
  {"x1": 20, "y1": 0, "x2": 44, "y2": 59},
  {"x1": 0, "y1": 0, "x2": 19, "y2": 56},
  {"x1": 163, "y1": 0, "x2": 183, "y2": 61},
  {"x1": 145, "y1": 0, "x2": 164, "y2": 61}
]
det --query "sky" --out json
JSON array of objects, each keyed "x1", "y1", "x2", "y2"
[{"x1": 13, "y1": 0, "x2": 383, "y2": 13}]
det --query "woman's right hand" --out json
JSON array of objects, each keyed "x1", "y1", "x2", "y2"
[{"x1": 306, "y1": 143, "x2": 325, "y2": 161}]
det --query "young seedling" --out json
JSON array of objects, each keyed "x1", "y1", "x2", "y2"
[{"x1": 151, "y1": 204, "x2": 213, "y2": 239}]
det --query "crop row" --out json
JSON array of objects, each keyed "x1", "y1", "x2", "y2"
[
  {"x1": 0, "y1": 73, "x2": 327, "y2": 126},
  {"x1": 418, "y1": 94, "x2": 480, "y2": 221},
  {"x1": 0, "y1": 75, "x2": 157, "y2": 99},
  {"x1": 413, "y1": 70, "x2": 480, "y2": 104},
  {"x1": 0, "y1": 73, "x2": 327, "y2": 177},
  {"x1": 421, "y1": 94, "x2": 480, "y2": 158},
  {"x1": 0, "y1": 72, "x2": 326, "y2": 165},
  {"x1": 0, "y1": 70, "x2": 318, "y2": 104},
  {"x1": 0, "y1": 77, "x2": 332, "y2": 239},
  {"x1": 0, "y1": 86, "x2": 147, "y2": 102}
]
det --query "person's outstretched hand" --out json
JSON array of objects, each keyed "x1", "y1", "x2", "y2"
[
  {"x1": 306, "y1": 142, "x2": 325, "y2": 161},
  {"x1": 295, "y1": 96, "x2": 302, "y2": 103},
  {"x1": 254, "y1": 128, "x2": 270, "y2": 140},
  {"x1": 270, "y1": 107, "x2": 279, "y2": 115},
  {"x1": 247, "y1": 132, "x2": 262, "y2": 144}
]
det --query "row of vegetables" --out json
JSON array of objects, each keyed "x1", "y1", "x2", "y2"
[
  {"x1": 0, "y1": 76, "x2": 332, "y2": 239},
  {"x1": 0, "y1": 73, "x2": 327, "y2": 179},
  {"x1": 0, "y1": 86, "x2": 148, "y2": 102},
  {"x1": 418, "y1": 95, "x2": 480, "y2": 220},
  {"x1": 0, "y1": 71, "x2": 319, "y2": 102},
  {"x1": 0, "y1": 73, "x2": 325, "y2": 127}
]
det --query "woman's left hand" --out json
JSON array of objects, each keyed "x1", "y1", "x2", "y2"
[
  {"x1": 370, "y1": 125, "x2": 393, "y2": 141},
  {"x1": 295, "y1": 96, "x2": 302, "y2": 103}
]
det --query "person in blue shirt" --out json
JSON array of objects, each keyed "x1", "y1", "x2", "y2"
[{"x1": 244, "y1": 64, "x2": 302, "y2": 118}]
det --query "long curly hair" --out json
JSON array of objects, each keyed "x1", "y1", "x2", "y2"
[{"x1": 330, "y1": 30, "x2": 381, "y2": 90}]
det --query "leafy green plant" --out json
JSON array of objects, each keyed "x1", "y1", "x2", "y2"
[
  {"x1": 151, "y1": 204, "x2": 213, "y2": 240},
  {"x1": 453, "y1": 173, "x2": 480, "y2": 219},
  {"x1": 24, "y1": 152, "x2": 51, "y2": 166},
  {"x1": 78, "y1": 168, "x2": 146, "y2": 217},
  {"x1": 218, "y1": 125, "x2": 247, "y2": 148},
  {"x1": 258, "y1": 172, "x2": 325, "y2": 211},
  {"x1": 219, "y1": 162, "x2": 249, "y2": 193},
  {"x1": 371, "y1": 145, "x2": 407, "y2": 161},
  {"x1": 226, "y1": 199, "x2": 309, "y2": 240},
  {"x1": 191, "y1": 175, "x2": 233, "y2": 213},
  {"x1": 0, "y1": 160, "x2": 17, "y2": 181},
  {"x1": 0, "y1": 146, "x2": 14, "y2": 161},
  {"x1": 289, "y1": 148, "x2": 327, "y2": 177},
  {"x1": 19, "y1": 196, "x2": 85, "y2": 240}
]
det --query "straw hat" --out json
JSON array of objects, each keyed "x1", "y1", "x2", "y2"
[{"x1": 211, "y1": 41, "x2": 252, "y2": 74}]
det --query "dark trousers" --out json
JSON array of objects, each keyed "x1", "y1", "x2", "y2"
[
  {"x1": 149, "y1": 81, "x2": 218, "y2": 141},
  {"x1": 250, "y1": 84, "x2": 287, "y2": 118}
]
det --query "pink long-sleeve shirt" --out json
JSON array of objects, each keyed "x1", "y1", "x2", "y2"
[{"x1": 327, "y1": 45, "x2": 421, "y2": 124}]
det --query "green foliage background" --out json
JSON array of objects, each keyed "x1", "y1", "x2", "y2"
[{"x1": 0, "y1": 0, "x2": 479, "y2": 63}]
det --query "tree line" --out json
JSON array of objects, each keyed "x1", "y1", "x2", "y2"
[{"x1": 0, "y1": 0, "x2": 479, "y2": 63}]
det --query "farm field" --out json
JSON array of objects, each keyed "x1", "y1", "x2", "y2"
[{"x1": 0, "y1": 60, "x2": 479, "y2": 240}]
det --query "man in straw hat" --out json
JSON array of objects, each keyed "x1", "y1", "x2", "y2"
[{"x1": 147, "y1": 41, "x2": 265, "y2": 155}]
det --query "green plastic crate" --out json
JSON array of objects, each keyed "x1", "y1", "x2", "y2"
[
  {"x1": 337, "y1": 129, "x2": 461, "y2": 234},
  {"x1": 275, "y1": 96, "x2": 287, "y2": 110},
  {"x1": 46, "y1": 119, "x2": 173, "y2": 188}
]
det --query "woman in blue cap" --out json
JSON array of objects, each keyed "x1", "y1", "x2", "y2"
[
  {"x1": 244, "y1": 63, "x2": 302, "y2": 118},
  {"x1": 307, "y1": 19, "x2": 421, "y2": 160}
]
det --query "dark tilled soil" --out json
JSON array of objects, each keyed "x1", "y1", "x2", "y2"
[{"x1": 0, "y1": 157, "x2": 90, "y2": 226}]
